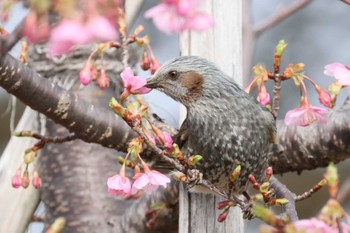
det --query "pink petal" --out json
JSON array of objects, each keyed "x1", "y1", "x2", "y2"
[
  {"x1": 48, "y1": 20, "x2": 92, "y2": 57},
  {"x1": 163, "y1": 132, "x2": 174, "y2": 145},
  {"x1": 148, "y1": 170, "x2": 171, "y2": 187},
  {"x1": 185, "y1": 12, "x2": 214, "y2": 31},
  {"x1": 107, "y1": 174, "x2": 131, "y2": 194},
  {"x1": 176, "y1": 0, "x2": 197, "y2": 15},
  {"x1": 133, "y1": 173, "x2": 149, "y2": 190},
  {"x1": 142, "y1": 184, "x2": 160, "y2": 194},
  {"x1": 324, "y1": 63, "x2": 345, "y2": 77},
  {"x1": 129, "y1": 76, "x2": 147, "y2": 91},
  {"x1": 87, "y1": 16, "x2": 118, "y2": 41},
  {"x1": 334, "y1": 67, "x2": 350, "y2": 85},
  {"x1": 285, "y1": 106, "x2": 328, "y2": 126},
  {"x1": 144, "y1": 4, "x2": 183, "y2": 34},
  {"x1": 120, "y1": 67, "x2": 135, "y2": 87},
  {"x1": 293, "y1": 219, "x2": 333, "y2": 233}
]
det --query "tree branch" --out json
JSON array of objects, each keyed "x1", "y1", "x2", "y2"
[
  {"x1": 0, "y1": 19, "x2": 24, "y2": 56},
  {"x1": 269, "y1": 176, "x2": 298, "y2": 222},
  {"x1": 1, "y1": 53, "x2": 350, "y2": 175},
  {"x1": 253, "y1": 0, "x2": 313, "y2": 37},
  {"x1": 272, "y1": 98, "x2": 350, "y2": 174},
  {"x1": 0, "y1": 53, "x2": 134, "y2": 150}
]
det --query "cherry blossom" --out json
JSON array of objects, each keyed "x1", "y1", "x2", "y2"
[
  {"x1": 285, "y1": 105, "x2": 328, "y2": 126},
  {"x1": 144, "y1": 0, "x2": 213, "y2": 34},
  {"x1": 324, "y1": 63, "x2": 350, "y2": 86},
  {"x1": 291, "y1": 219, "x2": 334, "y2": 233},
  {"x1": 120, "y1": 67, "x2": 151, "y2": 94},
  {"x1": 107, "y1": 164, "x2": 132, "y2": 196},
  {"x1": 324, "y1": 63, "x2": 350, "y2": 97},
  {"x1": 48, "y1": 16, "x2": 117, "y2": 57},
  {"x1": 23, "y1": 12, "x2": 50, "y2": 43},
  {"x1": 132, "y1": 168, "x2": 171, "y2": 194}
]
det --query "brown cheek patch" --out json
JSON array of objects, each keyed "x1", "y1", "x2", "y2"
[{"x1": 179, "y1": 71, "x2": 204, "y2": 101}]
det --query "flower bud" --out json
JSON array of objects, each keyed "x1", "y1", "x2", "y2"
[
  {"x1": 21, "y1": 170, "x2": 30, "y2": 188},
  {"x1": 32, "y1": 171, "x2": 42, "y2": 189},
  {"x1": 11, "y1": 169, "x2": 22, "y2": 189}
]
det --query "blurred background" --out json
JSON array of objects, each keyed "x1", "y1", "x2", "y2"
[{"x1": 1, "y1": 0, "x2": 350, "y2": 232}]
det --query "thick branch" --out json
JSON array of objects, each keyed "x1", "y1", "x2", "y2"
[
  {"x1": 0, "y1": 53, "x2": 134, "y2": 151},
  {"x1": 1, "y1": 53, "x2": 350, "y2": 175},
  {"x1": 0, "y1": 19, "x2": 24, "y2": 56},
  {"x1": 269, "y1": 176, "x2": 298, "y2": 222},
  {"x1": 272, "y1": 98, "x2": 350, "y2": 174}
]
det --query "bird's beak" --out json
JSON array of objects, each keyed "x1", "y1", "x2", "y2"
[{"x1": 145, "y1": 78, "x2": 159, "y2": 89}]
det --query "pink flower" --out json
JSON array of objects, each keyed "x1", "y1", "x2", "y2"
[
  {"x1": 121, "y1": 67, "x2": 151, "y2": 94},
  {"x1": 285, "y1": 105, "x2": 328, "y2": 126},
  {"x1": 23, "y1": 12, "x2": 50, "y2": 43},
  {"x1": 107, "y1": 173, "x2": 132, "y2": 197},
  {"x1": 144, "y1": 0, "x2": 213, "y2": 34},
  {"x1": 324, "y1": 63, "x2": 350, "y2": 86},
  {"x1": 132, "y1": 169, "x2": 171, "y2": 194},
  {"x1": 292, "y1": 219, "x2": 333, "y2": 233},
  {"x1": 86, "y1": 16, "x2": 117, "y2": 41},
  {"x1": 79, "y1": 62, "x2": 92, "y2": 86},
  {"x1": 48, "y1": 17, "x2": 117, "y2": 57}
]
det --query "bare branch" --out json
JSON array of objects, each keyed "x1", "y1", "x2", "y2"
[
  {"x1": 254, "y1": 0, "x2": 313, "y2": 37},
  {"x1": 1, "y1": 52, "x2": 350, "y2": 175},
  {"x1": 269, "y1": 176, "x2": 298, "y2": 222},
  {"x1": 0, "y1": 53, "x2": 134, "y2": 150},
  {"x1": 0, "y1": 19, "x2": 24, "y2": 56}
]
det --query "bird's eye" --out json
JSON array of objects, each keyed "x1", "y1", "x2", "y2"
[{"x1": 168, "y1": 71, "x2": 178, "y2": 79}]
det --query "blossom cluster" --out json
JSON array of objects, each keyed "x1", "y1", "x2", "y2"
[
  {"x1": 107, "y1": 163, "x2": 171, "y2": 197},
  {"x1": 144, "y1": 0, "x2": 213, "y2": 34}
]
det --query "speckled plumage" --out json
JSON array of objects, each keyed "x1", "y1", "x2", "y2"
[{"x1": 146, "y1": 56, "x2": 276, "y2": 195}]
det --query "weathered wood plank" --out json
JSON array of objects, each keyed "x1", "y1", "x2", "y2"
[{"x1": 179, "y1": 1, "x2": 244, "y2": 233}]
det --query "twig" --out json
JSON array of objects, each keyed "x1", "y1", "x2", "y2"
[
  {"x1": 341, "y1": 0, "x2": 350, "y2": 5},
  {"x1": 337, "y1": 176, "x2": 350, "y2": 203},
  {"x1": 0, "y1": 18, "x2": 25, "y2": 57},
  {"x1": 254, "y1": 0, "x2": 313, "y2": 37},
  {"x1": 269, "y1": 176, "x2": 298, "y2": 222},
  {"x1": 132, "y1": 125, "x2": 247, "y2": 208},
  {"x1": 15, "y1": 131, "x2": 76, "y2": 144},
  {"x1": 271, "y1": 74, "x2": 281, "y2": 120},
  {"x1": 295, "y1": 179, "x2": 327, "y2": 202}
]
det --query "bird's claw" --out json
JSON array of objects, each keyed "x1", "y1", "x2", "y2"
[
  {"x1": 241, "y1": 199, "x2": 254, "y2": 220},
  {"x1": 185, "y1": 169, "x2": 203, "y2": 189}
]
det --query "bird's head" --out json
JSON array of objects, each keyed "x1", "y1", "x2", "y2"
[{"x1": 146, "y1": 56, "x2": 240, "y2": 107}]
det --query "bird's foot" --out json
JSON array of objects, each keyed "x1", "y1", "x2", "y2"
[
  {"x1": 241, "y1": 197, "x2": 254, "y2": 220},
  {"x1": 185, "y1": 169, "x2": 203, "y2": 189}
]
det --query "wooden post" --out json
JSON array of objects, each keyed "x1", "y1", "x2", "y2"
[{"x1": 179, "y1": 1, "x2": 244, "y2": 232}]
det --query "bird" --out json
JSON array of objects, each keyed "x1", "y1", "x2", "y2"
[{"x1": 145, "y1": 56, "x2": 276, "y2": 196}]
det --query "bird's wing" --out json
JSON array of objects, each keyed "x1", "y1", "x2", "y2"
[{"x1": 175, "y1": 117, "x2": 189, "y2": 149}]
